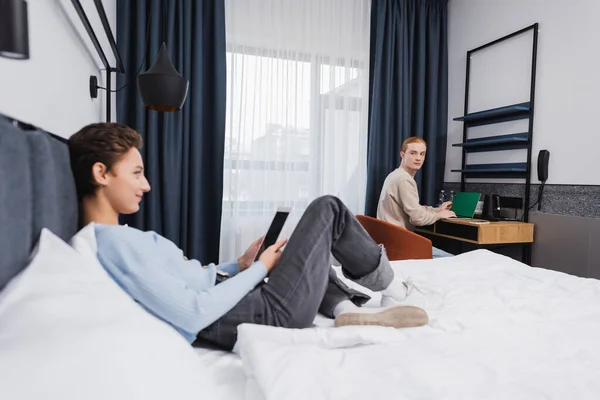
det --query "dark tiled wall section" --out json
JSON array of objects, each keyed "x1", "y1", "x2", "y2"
[
  {"x1": 442, "y1": 183, "x2": 600, "y2": 277},
  {"x1": 442, "y1": 183, "x2": 600, "y2": 219}
]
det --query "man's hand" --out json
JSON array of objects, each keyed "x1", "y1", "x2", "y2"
[
  {"x1": 259, "y1": 239, "x2": 288, "y2": 274},
  {"x1": 237, "y1": 237, "x2": 263, "y2": 271},
  {"x1": 439, "y1": 201, "x2": 453, "y2": 210},
  {"x1": 438, "y1": 209, "x2": 457, "y2": 219}
]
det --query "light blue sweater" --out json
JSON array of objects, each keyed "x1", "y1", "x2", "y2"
[{"x1": 94, "y1": 224, "x2": 268, "y2": 343}]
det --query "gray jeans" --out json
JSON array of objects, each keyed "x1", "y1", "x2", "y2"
[
  {"x1": 432, "y1": 246, "x2": 453, "y2": 258},
  {"x1": 195, "y1": 195, "x2": 394, "y2": 350}
]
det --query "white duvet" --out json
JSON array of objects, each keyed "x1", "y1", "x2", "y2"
[{"x1": 228, "y1": 250, "x2": 600, "y2": 400}]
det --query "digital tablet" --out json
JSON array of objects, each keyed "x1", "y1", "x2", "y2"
[{"x1": 253, "y1": 207, "x2": 291, "y2": 261}]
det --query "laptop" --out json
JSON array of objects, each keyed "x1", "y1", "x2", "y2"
[{"x1": 448, "y1": 192, "x2": 481, "y2": 219}]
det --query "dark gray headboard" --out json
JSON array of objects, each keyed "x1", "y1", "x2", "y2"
[{"x1": 0, "y1": 115, "x2": 79, "y2": 290}]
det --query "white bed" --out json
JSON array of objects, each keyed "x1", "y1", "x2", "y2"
[
  {"x1": 193, "y1": 345, "x2": 249, "y2": 398},
  {"x1": 2, "y1": 122, "x2": 600, "y2": 399},
  {"x1": 4, "y1": 226, "x2": 600, "y2": 399},
  {"x1": 194, "y1": 249, "x2": 600, "y2": 400}
]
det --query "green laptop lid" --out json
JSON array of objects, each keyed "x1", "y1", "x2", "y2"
[{"x1": 450, "y1": 192, "x2": 481, "y2": 218}]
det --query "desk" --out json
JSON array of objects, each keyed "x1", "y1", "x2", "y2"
[{"x1": 415, "y1": 219, "x2": 534, "y2": 263}]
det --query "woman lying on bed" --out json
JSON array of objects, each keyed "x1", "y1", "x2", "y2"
[{"x1": 67, "y1": 123, "x2": 427, "y2": 350}]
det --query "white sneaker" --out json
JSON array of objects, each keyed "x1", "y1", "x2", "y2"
[
  {"x1": 334, "y1": 305, "x2": 428, "y2": 328},
  {"x1": 381, "y1": 278, "x2": 429, "y2": 310}
]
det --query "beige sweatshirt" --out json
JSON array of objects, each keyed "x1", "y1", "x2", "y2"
[{"x1": 376, "y1": 167, "x2": 440, "y2": 231}]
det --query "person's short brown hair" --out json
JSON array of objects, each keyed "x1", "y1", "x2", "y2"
[
  {"x1": 68, "y1": 123, "x2": 142, "y2": 199},
  {"x1": 401, "y1": 136, "x2": 427, "y2": 152}
]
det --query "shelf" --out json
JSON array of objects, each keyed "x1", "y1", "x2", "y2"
[
  {"x1": 452, "y1": 133, "x2": 530, "y2": 153},
  {"x1": 453, "y1": 102, "x2": 530, "y2": 127},
  {"x1": 451, "y1": 162, "x2": 528, "y2": 179}
]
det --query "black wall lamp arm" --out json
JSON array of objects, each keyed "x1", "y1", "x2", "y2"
[{"x1": 71, "y1": 0, "x2": 125, "y2": 122}]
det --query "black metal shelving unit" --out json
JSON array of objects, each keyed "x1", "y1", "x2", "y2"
[
  {"x1": 452, "y1": 162, "x2": 528, "y2": 178},
  {"x1": 452, "y1": 23, "x2": 539, "y2": 264},
  {"x1": 453, "y1": 102, "x2": 531, "y2": 126},
  {"x1": 452, "y1": 132, "x2": 530, "y2": 153}
]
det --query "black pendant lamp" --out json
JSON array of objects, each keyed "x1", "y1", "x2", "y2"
[
  {"x1": 137, "y1": 3, "x2": 189, "y2": 112},
  {"x1": 0, "y1": 0, "x2": 30, "y2": 60},
  {"x1": 138, "y1": 42, "x2": 189, "y2": 112}
]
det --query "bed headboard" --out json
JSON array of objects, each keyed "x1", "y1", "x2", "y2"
[{"x1": 0, "y1": 115, "x2": 79, "y2": 290}]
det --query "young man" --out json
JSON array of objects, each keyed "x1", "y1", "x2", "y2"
[
  {"x1": 377, "y1": 137, "x2": 455, "y2": 257},
  {"x1": 68, "y1": 123, "x2": 428, "y2": 351}
]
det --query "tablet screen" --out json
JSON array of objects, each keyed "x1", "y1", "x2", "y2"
[{"x1": 254, "y1": 208, "x2": 291, "y2": 261}]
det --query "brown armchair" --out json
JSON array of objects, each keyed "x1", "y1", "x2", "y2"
[{"x1": 356, "y1": 215, "x2": 432, "y2": 261}]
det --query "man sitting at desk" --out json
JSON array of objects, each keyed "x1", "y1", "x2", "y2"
[{"x1": 377, "y1": 136, "x2": 455, "y2": 258}]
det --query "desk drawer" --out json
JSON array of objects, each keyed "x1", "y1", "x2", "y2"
[
  {"x1": 419, "y1": 224, "x2": 435, "y2": 232},
  {"x1": 436, "y1": 221, "x2": 479, "y2": 241}
]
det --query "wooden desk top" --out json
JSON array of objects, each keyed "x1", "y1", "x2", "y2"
[{"x1": 415, "y1": 219, "x2": 534, "y2": 245}]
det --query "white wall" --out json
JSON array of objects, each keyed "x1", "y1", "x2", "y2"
[
  {"x1": 446, "y1": 0, "x2": 600, "y2": 185},
  {"x1": 0, "y1": 0, "x2": 116, "y2": 139}
]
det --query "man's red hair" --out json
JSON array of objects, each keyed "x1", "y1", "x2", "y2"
[{"x1": 401, "y1": 136, "x2": 427, "y2": 152}]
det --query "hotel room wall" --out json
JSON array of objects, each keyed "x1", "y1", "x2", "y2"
[
  {"x1": 0, "y1": 0, "x2": 117, "y2": 139},
  {"x1": 445, "y1": 0, "x2": 600, "y2": 275},
  {"x1": 446, "y1": 0, "x2": 599, "y2": 185}
]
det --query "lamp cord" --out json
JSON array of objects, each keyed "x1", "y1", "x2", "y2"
[
  {"x1": 528, "y1": 181, "x2": 546, "y2": 210},
  {"x1": 520, "y1": 181, "x2": 546, "y2": 221},
  {"x1": 162, "y1": 0, "x2": 167, "y2": 44},
  {"x1": 98, "y1": 9, "x2": 152, "y2": 93}
]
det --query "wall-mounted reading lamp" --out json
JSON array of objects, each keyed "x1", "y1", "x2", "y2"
[
  {"x1": 4, "y1": 0, "x2": 187, "y2": 120},
  {"x1": 83, "y1": 0, "x2": 188, "y2": 117},
  {"x1": 71, "y1": 0, "x2": 124, "y2": 122},
  {"x1": 0, "y1": 0, "x2": 30, "y2": 60}
]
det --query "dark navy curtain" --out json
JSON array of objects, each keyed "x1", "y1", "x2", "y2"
[
  {"x1": 365, "y1": 0, "x2": 448, "y2": 216},
  {"x1": 116, "y1": 0, "x2": 226, "y2": 263}
]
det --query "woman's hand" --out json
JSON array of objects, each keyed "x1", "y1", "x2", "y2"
[
  {"x1": 258, "y1": 239, "x2": 288, "y2": 273},
  {"x1": 237, "y1": 237, "x2": 264, "y2": 271}
]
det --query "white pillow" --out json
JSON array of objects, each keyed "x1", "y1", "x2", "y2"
[
  {"x1": 0, "y1": 228, "x2": 223, "y2": 400},
  {"x1": 69, "y1": 222, "x2": 98, "y2": 258}
]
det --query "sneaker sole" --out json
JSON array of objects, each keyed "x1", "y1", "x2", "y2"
[{"x1": 334, "y1": 305, "x2": 428, "y2": 328}]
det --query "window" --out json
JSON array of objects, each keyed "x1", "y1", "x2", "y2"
[{"x1": 223, "y1": 51, "x2": 364, "y2": 215}]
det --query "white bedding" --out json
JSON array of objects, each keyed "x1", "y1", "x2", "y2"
[
  {"x1": 198, "y1": 250, "x2": 600, "y2": 400},
  {"x1": 193, "y1": 345, "x2": 250, "y2": 398}
]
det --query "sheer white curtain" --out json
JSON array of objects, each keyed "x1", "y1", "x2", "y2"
[{"x1": 220, "y1": 0, "x2": 371, "y2": 262}]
